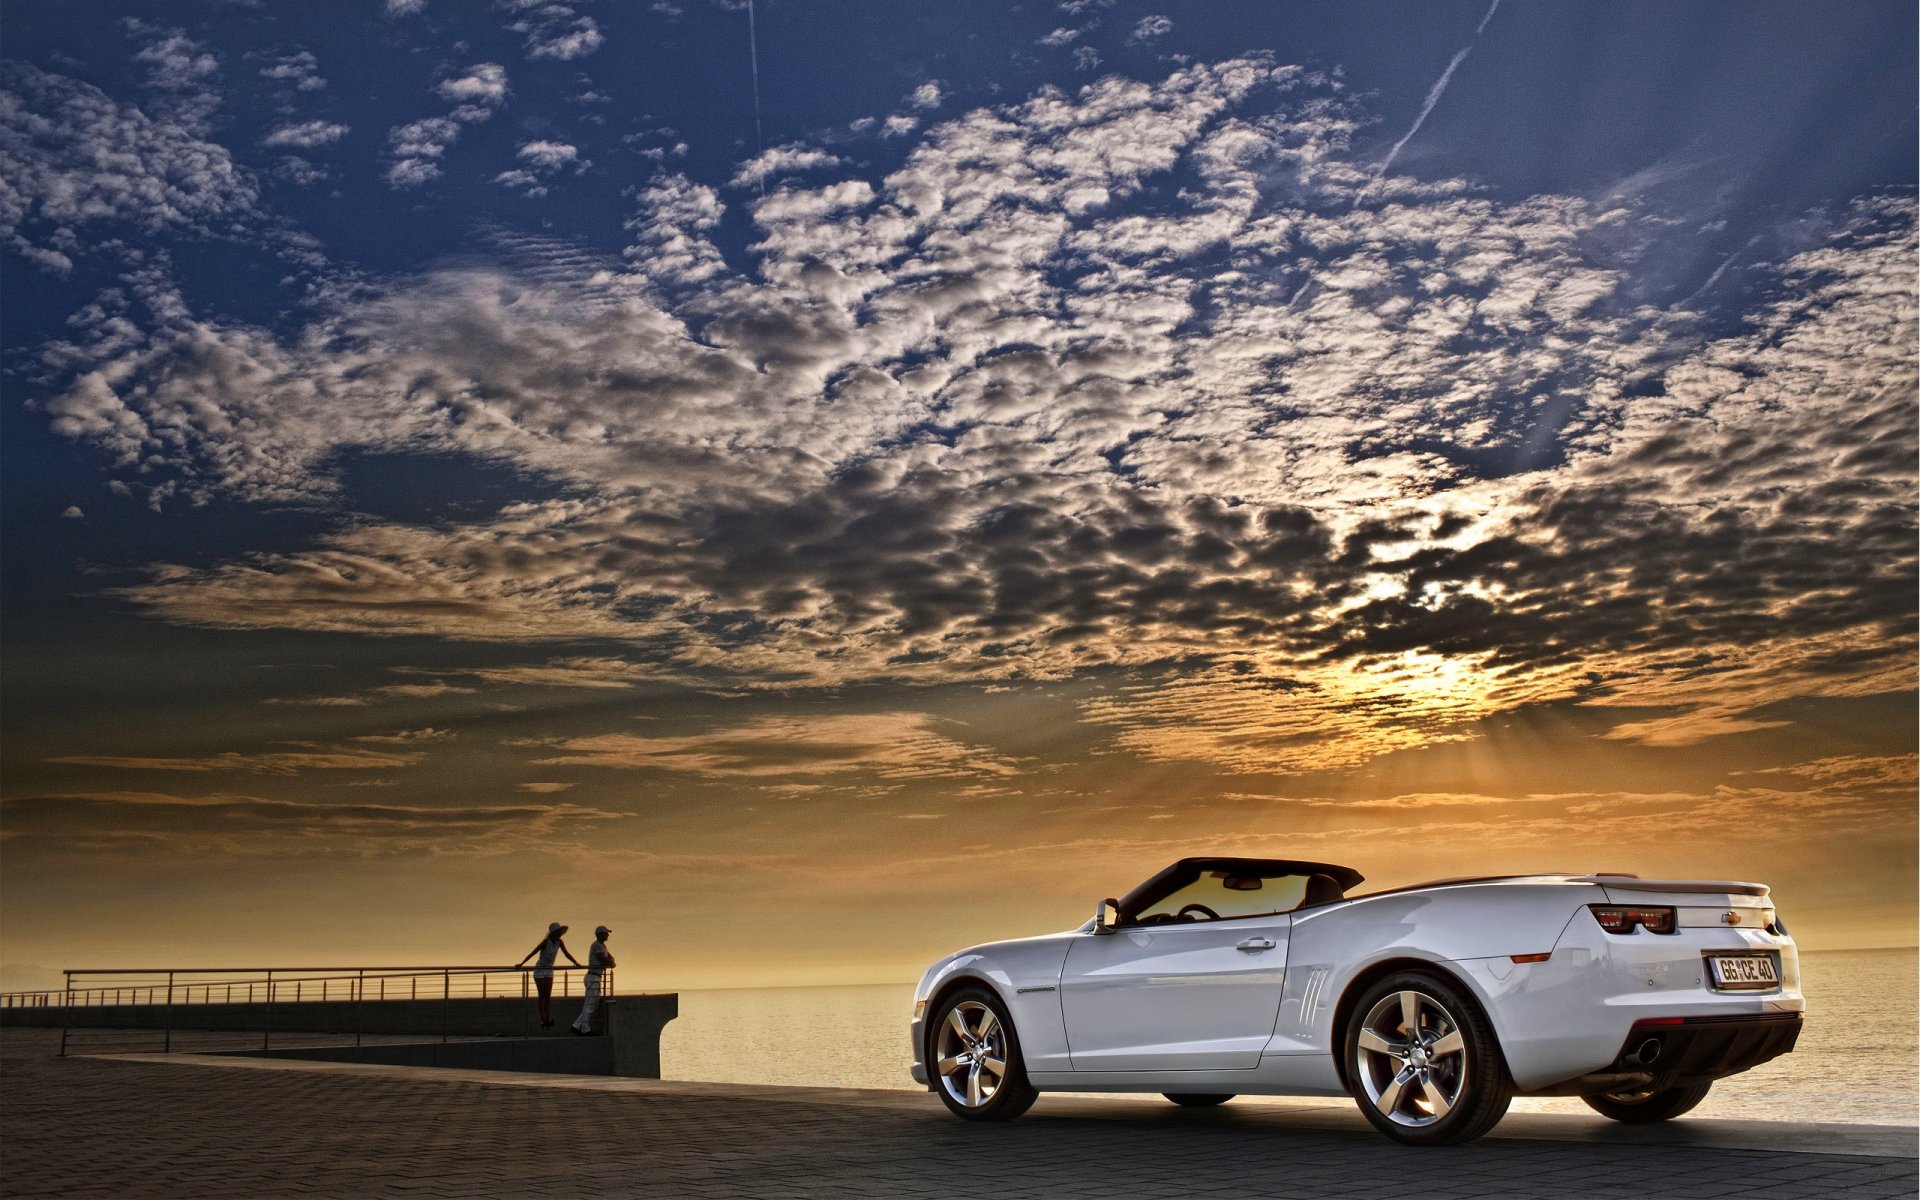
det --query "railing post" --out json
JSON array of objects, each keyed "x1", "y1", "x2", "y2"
[
  {"x1": 355, "y1": 969, "x2": 364, "y2": 1048},
  {"x1": 441, "y1": 970, "x2": 450, "y2": 1043},
  {"x1": 58, "y1": 971, "x2": 71, "y2": 1058},
  {"x1": 164, "y1": 971, "x2": 174, "y2": 1054},
  {"x1": 263, "y1": 971, "x2": 274, "y2": 1053}
]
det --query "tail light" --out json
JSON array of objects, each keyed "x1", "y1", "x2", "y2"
[{"x1": 1589, "y1": 904, "x2": 1676, "y2": 934}]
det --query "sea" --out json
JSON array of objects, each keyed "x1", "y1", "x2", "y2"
[{"x1": 657, "y1": 947, "x2": 1917, "y2": 1127}]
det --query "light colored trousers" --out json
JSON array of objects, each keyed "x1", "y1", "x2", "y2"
[{"x1": 571, "y1": 973, "x2": 604, "y2": 1033}]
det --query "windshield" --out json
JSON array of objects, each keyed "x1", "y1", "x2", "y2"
[{"x1": 1133, "y1": 869, "x2": 1310, "y2": 924}]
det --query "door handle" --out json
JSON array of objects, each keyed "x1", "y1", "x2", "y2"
[{"x1": 1236, "y1": 938, "x2": 1276, "y2": 952}]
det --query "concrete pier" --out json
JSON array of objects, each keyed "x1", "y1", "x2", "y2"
[
  {"x1": 0, "y1": 1027, "x2": 1911, "y2": 1199},
  {"x1": 1, "y1": 993, "x2": 679, "y2": 1078}
]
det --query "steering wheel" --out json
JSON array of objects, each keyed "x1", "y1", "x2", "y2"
[{"x1": 1175, "y1": 902, "x2": 1220, "y2": 922}]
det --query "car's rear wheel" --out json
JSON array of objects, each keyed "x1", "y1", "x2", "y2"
[
  {"x1": 929, "y1": 987, "x2": 1037, "y2": 1122},
  {"x1": 1163, "y1": 1093, "x2": 1234, "y2": 1107},
  {"x1": 1343, "y1": 970, "x2": 1512, "y2": 1145},
  {"x1": 1582, "y1": 1081, "x2": 1712, "y2": 1123}
]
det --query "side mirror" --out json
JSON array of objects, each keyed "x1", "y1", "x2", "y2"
[{"x1": 1094, "y1": 898, "x2": 1121, "y2": 934}]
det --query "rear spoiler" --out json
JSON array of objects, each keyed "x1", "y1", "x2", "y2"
[{"x1": 1571, "y1": 875, "x2": 1770, "y2": 897}]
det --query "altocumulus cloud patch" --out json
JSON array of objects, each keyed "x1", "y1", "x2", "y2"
[{"x1": 16, "y1": 56, "x2": 1919, "y2": 774}]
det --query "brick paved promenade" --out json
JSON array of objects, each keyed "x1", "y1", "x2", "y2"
[{"x1": 3, "y1": 1029, "x2": 1913, "y2": 1199}]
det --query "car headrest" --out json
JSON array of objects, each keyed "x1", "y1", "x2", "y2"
[{"x1": 1301, "y1": 873, "x2": 1345, "y2": 907}]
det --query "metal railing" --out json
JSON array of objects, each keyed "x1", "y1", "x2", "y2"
[{"x1": 0, "y1": 965, "x2": 614, "y2": 1056}]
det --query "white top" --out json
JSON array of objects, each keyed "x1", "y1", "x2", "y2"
[
  {"x1": 586, "y1": 940, "x2": 612, "y2": 977},
  {"x1": 532, "y1": 936, "x2": 563, "y2": 979}
]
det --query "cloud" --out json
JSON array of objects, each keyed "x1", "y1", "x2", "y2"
[
  {"x1": 386, "y1": 156, "x2": 442, "y2": 188},
  {"x1": 259, "y1": 51, "x2": 327, "y2": 91},
  {"x1": 385, "y1": 0, "x2": 427, "y2": 15},
  {"x1": 506, "y1": 4, "x2": 604, "y2": 60},
  {"x1": 270, "y1": 660, "x2": 635, "y2": 705},
  {"x1": 450, "y1": 657, "x2": 649, "y2": 689},
  {"x1": 524, "y1": 712, "x2": 1022, "y2": 781},
  {"x1": 263, "y1": 120, "x2": 348, "y2": 148},
  {"x1": 375, "y1": 682, "x2": 479, "y2": 699},
  {"x1": 3, "y1": 790, "x2": 627, "y2": 856},
  {"x1": 60, "y1": 505, "x2": 83, "y2": 519},
  {"x1": 1129, "y1": 15, "x2": 1173, "y2": 43},
  {"x1": 126, "y1": 23, "x2": 221, "y2": 135},
  {"x1": 908, "y1": 81, "x2": 944, "y2": 110},
  {"x1": 29, "y1": 60, "x2": 1917, "y2": 775},
  {"x1": 517, "y1": 782, "x2": 577, "y2": 793},
  {"x1": 730, "y1": 143, "x2": 842, "y2": 188},
  {"x1": 350, "y1": 727, "x2": 456, "y2": 745},
  {"x1": 0, "y1": 63, "x2": 259, "y2": 272},
  {"x1": 48, "y1": 745, "x2": 426, "y2": 774},
  {"x1": 275, "y1": 156, "x2": 328, "y2": 186},
  {"x1": 1039, "y1": 28, "x2": 1081, "y2": 46},
  {"x1": 387, "y1": 64, "x2": 508, "y2": 187},
  {"x1": 517, "y1": 139, "x2": 579, "y2": 169},
  {"x1": 1600, "y1": 710, "x2": 1791, "y2": 747},
  {"x1": 434, "y1": 64, "x2": 509, "y2": 105}
]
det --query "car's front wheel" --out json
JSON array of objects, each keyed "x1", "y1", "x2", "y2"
[
  {"x1": 1582, "y1": 1081, "x2": 1712, "y2": 1123},
  {"x1": 1343, "y1": 970, "x2": 1512, "y2": 1145},
  {"x1": 1163, "y1": 1093, "x2": 1234, "y2": 1107},
  {"x1": 928, "y1": 986, "x2": 1037, "y2": 1122}
]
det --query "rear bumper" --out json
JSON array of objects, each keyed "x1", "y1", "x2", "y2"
[
  {"x1": 1615, "y1": 1013, "x2": 1803, "y2": 1088},
  {"x1": 1527, "y1": 1012, "x2": 1803, "y2": 1097}
]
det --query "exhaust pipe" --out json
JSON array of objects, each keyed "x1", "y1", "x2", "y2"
[{"x1": 1630, "y1": 1037, "x2": 1663, "y2": 1066}]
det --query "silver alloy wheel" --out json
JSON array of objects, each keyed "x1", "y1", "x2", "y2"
[
  {"x1": 934, "y1": 1000, "x2": 1009, "y2": 1109},
  {"x1": 1353, "y1": 989, "x2": 1469, "y2": 1128}
]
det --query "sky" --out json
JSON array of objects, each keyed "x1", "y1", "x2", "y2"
[{"x1": 1, "y1": 1, "x2": 1914, "y2": 991}]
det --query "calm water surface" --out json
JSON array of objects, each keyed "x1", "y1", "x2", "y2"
[{"x1": 658, "y1": 948, "x2": 1916, "y2": 1126}]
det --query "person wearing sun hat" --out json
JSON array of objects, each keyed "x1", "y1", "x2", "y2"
[
  {"x1": 516, "y1": 921, "x2": 580, "y2": 1029},
  {"x1": 569, "y1": 925, "x2": 616, "y2": 1036}
]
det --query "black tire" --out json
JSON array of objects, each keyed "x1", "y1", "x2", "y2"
[
  {"x1": 1163, "y1": 1093, "x2": 1234, "y2": 1107},
  {"x1": 1342, "y1": 969, "x2": 1512, "y2": 1146},
  {"x1": 1582, "y1": 1081, "x2": 1712, "y2": 1123},
  {"x1": 927, "y1": 986, "x2": 1038, "y2": 1122}
]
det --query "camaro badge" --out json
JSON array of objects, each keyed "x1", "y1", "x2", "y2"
[{"x1": 1722, "y1": 911, "x2": 1741, "y2": 925}]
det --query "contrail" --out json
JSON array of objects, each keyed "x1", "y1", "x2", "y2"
[
  {"x1": 1373, "y1": 45, "x2": 1473, "y2": 181},
  {"x1": 1368, "y1": 0, "x2": 1502, "y2": 188},
  {"x1": 747, "y1": 0, "x2": 764, "y2": 154}
]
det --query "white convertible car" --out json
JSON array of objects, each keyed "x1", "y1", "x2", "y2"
[{"x1": 909, "y1": 857, "x2": 1803, "y2": 1145}]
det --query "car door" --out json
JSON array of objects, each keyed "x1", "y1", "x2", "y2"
[{"x1": 1060, "y1": 914, "x2": 1291, "y2": 1072}]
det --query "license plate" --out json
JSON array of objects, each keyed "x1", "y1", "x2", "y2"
[{"x1": 1707, "y1": 954, "x2": 1778, "y2": 989}]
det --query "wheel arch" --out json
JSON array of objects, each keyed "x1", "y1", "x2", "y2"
[
  {"x1": 1328, "y1": 956, "x2": 1503, "y2": 1092},
  {"x1": 921, "y1": 973, "x2": 1011, "y2": 1070}
]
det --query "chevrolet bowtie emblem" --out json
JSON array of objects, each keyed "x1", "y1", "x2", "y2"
[{"x1": 1721, "y1": 911, "x2": 1741, "y2": 925}]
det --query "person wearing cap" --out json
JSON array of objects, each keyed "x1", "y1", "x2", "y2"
[
  {"x1": 516, "y1": 922, "x2": 581, "y2": 1029},
  {"x1": 569, "y1": 925, "x2": 616, "y2": 1036}
]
